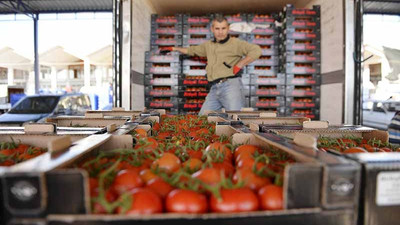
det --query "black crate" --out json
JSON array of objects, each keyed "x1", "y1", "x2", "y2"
[
  {"x1": 144, "y1": 74, "x2": 180, "y2": 86},
  {"x1": 151, "y1": 14, "x2": 183, "y2": 25},
  {"x1": 248, "y1": 34, "x2": 279, "y2": 45},
  {"x1": 250, "y1": 96, "x2": 286, "y2": 108},
  {"x1": 151, "y1": 24, "x2": 183, "y2": 35},
  {"x1": 284, "y1": 16, "x2": 321, "y2": 28},
  {"x1": 250, "y1": 85, "x2": 286, "y2": 96},
  {"x1": 145, "y1": 51, "x2": 181, "y2": 63},
  {"x1": 286, "y1": 96, "x2": 320, "y2": 108},
  {"x1": 247, "y1": 65, "x2": 279, "y2": 76},
  {"x1": 145, "y1": 62, "x2": 181, "y2": 74},
  {"x1": 183, "y1": 14, "x2": 212, "y2": 24},
  {"x1": 183, "y1": 65, "x2": 207, "y2": 76},
  {"x1": 179, "y1": 75, "x2": 209, "y2": 86},
  {"x1": 282, "y1": 4, "x2": 321, "y2": 17},
  {"x1": 284, "y1": 62, "x2": 321, "y2": 74},
  {"x1": 286, "y1": 74, "x2": 321, "y2": 86},
  {"x1": 283, "y1": 39, "x2": 321, "y2": 51},
  {"x1": 224, "y1": 13, "x2": 247, "y2": 23},
  {"x1": 286, "y1": 85, "x2": 321, "y2": 97},
  {"x1": 182, "y1": 57, "x2": 208, "y2": 66},
  {"x1": 285, "y1": 108, "x2": 320, "y2": 120},
  {"x1": 250, "y1": 55, "x2": 279, "y2": 66},
  {"x1": 260, "y1": 45, "x2": 279, "y2": 56},
  {"x1": 150, "y1": 34, "x2": 182, "y2": 46},
  {"x1": 250, "y1": 73, "x2": 286, "y2": 85},
  {"x1": 144, "y1": 86, "x2": 179, "y2": 97},
  {"x1": 282, "y1": 29, "x2": 321, "y2": 40},
  {"x1": 283, "y1": 51, "x2": 321, "y2": 63},
  {"x1": 179, "y1": 98, "x2": 205, "y2": 111},
  {"x1": 183, "y1": 24, "x2": 211, "y2": 34},
  {"x1": 247, "y1": 13, "x2": 277, "y2": 24},
  {"x1": 145, "y1": 97, "x2": 179, "y2": 109}
]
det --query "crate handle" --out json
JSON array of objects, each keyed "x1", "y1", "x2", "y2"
[
  {"x1": 48, "y1": 136, "x2": 72, "y2": 155},
  {"x1": 249, "y1": 123, "x2": 259, "y2": 132},
  {"x1": 24, "y1": 123, "x2": 56, "y2": 134},
  {"x1": 240, "y1": 107, "x2": 255, "y2": 112},
  {"x1": 260, "y1": 112, "x2": 277, "y2": 117},
  {"x1": 303, "y1": 121, "x2": 329, "y2": 129},
  {"x1": 107, "y1": 124, "x2": 117, "y2": 133},
  {"x1": 293, "y1": 133, "x2": 317, "y2": 149}
]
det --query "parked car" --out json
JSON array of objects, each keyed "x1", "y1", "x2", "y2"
[
  {"x1": 362, "y1": 100, "x2": 400, "y2": 130},
  {"x1": 0, "y1": 93, "x2": 91, "y2": 126}
]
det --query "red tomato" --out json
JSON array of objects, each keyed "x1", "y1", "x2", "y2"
[
  {"x1": 112, "y1": 169, "x2": 144, "y2": 194},
  {"x1": 192, "y1": 167, "x2": 222, "y2": 186},
  {"x1": 234, "y1": 145, "x2": 260, "y2": 160},
  {"x1": 379, "y1": 147, "x2": 392, "y2": 152},
  {"x1": 118, "y1": 188, "x2": 163, "y2": 214},
  {"x1": 139, "y1": 169, "x2": 158, "y2": 183},
  {"x1": 343, "y1": 147, "x2": 368, "y2": 154},
  {"x1": 211, "y1": 161, "x2": 235, "y2": 177},
  {"x1": 183, "y1": 158, "x2": 203, "y2": 173},
  {"x1": 165, "y1": 189, "x2": 208, "y2": 213},
  {"x1": 205, "y1": 142, "x2": 232, "y2": 163},
  {"x1": 258, "y1": 185, "x2": 283, "y2": 210},
  {"x1": 210, "y1": 188, "x2": 259, "y2": 212},
  {"x1": 151, "y1": 152, "x2": 181, "y2": 174},
  {"x1": 89, "y1": 177, "x2": 99, "y2": 197},
  {"x1": 92, "y1": 188, "x2": 118, "y2": 214},
  {"x1": 233, "y1": 168, "x2": 271, "y2": 191},
  {"x1": 187, "y1": 149, "x2": 203, "y2": 160},
  {"x1": 146, "y1": 177, "x2": 174, "y2": 199}
]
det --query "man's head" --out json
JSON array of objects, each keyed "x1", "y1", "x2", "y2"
[{"x1": 211, "y1": 15, "x2": 229, "y2": 42}]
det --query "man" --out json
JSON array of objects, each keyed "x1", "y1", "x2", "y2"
[{"x1": 162, "y1": 15, "x2": 262, "y2": 115}]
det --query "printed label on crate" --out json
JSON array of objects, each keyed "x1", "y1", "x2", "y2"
[
  {"x1": 184, "y1": 92, "x2": 198, "y2": 97},
  {"x1": 188, "y1": 39, "x2": 207, "y2": 45},
  {"x1": 187, "y1": 18, "x2": 210, "y2": 23},
  {"x1": 155, "y1": 18, "x2": 179, "y2": 23},
  {"x1": 150, "y1": 102, "x2": 163, "y2": 108},
  {"x1": 255, "y1": 78, "x2": 282, "y2": 85},
  {"x1": 149, "y1": 79, "x2": 176, "y2": 85},
  {"x1": 252, "y1": 28, "x2": 276, "y2": 34},
  {"x1": 149, "y1": 55, "x2": 177, "y2": 62},
  {"x1": 188, "y1": 28, "x2": 209, "y2": 33},
  {"x1": 291, "y1": 113, "x2": 317, "y2": 119},
  {"x1": 150, "y1": 67, "x2": 175, "y2": 73},
  {"x1": 292, "y1": 55, "x2": 318, "y2": 62},
  {"x1": 198, "y1": 92, "x2": 208, "y2": 97},
  {"x1": 198, "y1": 80, "x2": 209, "y2": 85},
  {"x1": 291, "y1": 67, "x2": 317, "y2": 73},
  {"x1": 155, "y1": 39, "x2": 179, "y2": 45},
  {"x1": 156, "y1": 28, "x2": 180, "y2": 34},
  {"x1": 183, "y1": 80, "x2": 198, "y2": 85},
  {"x1": 149, "y1": 90, "x2": 162, "y2": 96},
  {"x1": 256, "y1": 90, "x2": 283, "y2": 95},
  {"x1": 251, "y1": 18, "x2": 275, "y2": 23},
  {"x1": 228, "y1": 17, "x2": 245, "y2": 23},
  {"x1": 291, "y1": 9, "x2": 318, "y2": 16},
  {"x1": 290, "y1": 102, "x2": 317, "y2": 107},
  {"x1": 376, "y1": 172, "x2": 400, "y2": 206},
  {"x1": 291, "y1": 44, "x2": 318, "y2": 51},
  {"x1": 291, "y1": 90, "x2": 317, "y2": 96},
  {"x1": 290, "y1": 21, "x2": 318, "y2": 27},
  {"x1": 184, "y1": 103, "x2": 200, "y2": 109},
  {"x1": 291, "y1": 33, "x2": 317, "y2": 39},
  {"x1": 289, "y1": 79, "x2": 318, "y2": 85},
  {"x1": 252, "y1": 39, "x2": 276, "y2": 45},
  {"x1": 256, "y1": 102, "x2": 282, "y2": 107}
]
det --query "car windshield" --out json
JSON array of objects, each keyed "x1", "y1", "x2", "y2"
[{"x1": 9, "y1": 96, "x2": 60, "y2": 114}]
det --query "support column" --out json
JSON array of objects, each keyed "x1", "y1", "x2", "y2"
[
  {"x1": 7, "y1": 67, "x2": 14, "y2": 86},
  {"x1": 51, "y1": 66, "x2": 57, "y2": 93},
  {"x1": 84, "y1": 59, "x2": 91, "y2": 87},
  {"x1": 95, "y1": 67, "x2": 102, "y2": 87}
]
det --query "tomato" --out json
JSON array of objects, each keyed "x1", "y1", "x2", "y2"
[
  {"x1": 210, "y1": 188, "x2": 259, "y2": 212},
  {"x1": 343, "y1": 147, "x2": 368, "y2": 154},
  {"x1": 112, "y1": 169, "x2": 144, "y2": 194},
  {"x1": 152, "y1": 122, "x2": 161, "y2": 132},
  {"x1": 166, "y1": 189, "x2": 208, "y2": 213},
  {"x1": 16, "y1": 144, "x2": 29, "y2": 154},
  {"x1": 151, "y1": 152, "x2": 181, "y2": 174},
  {"x1": 146, "y1": 177, "x2": 173, "y2": 199},
  {"x1": 89, "y1": 177, "x2": 99, "y2": 197},
  {"x1": 183, "y1": 158, "x2": 203, "y2": 173},
  {"x1": 234, "y1": 145, "x2": 260, "y2": 160},
  {"x1": 204, "y1": 142, "x2": 232, "y2": 163},
  {"x1": 233, "y1": 168, "x2": 271, "y2": 191},
  {"x1": 379, "y1": 147, "x2": 392, "y2": 152},
  {"x1": 135, "y1": 137, "x2": 158, "y2": 154},
  {"x1": 0, "y1": 149, "x2": 15, "y2": 156},
  {"x1": 192, "y1": 168, "x2": 222, "y2": 186},
  {"x1": 134, "y1": 128, "x2": 148, "y2": 138},
  {"x1": 0, "y1": 160, "x2": 15, "y2": 166},
  {"x1": 139, "y1": 169, "x2": 158, "y2": 183},
  {"x1": 92, "y1": 188, "x2": 118, "y2": 214},
  {"x1": 211, "y1": 161, "x2": 235, "y2": 177},
  {"x1": 118, "y1": 188, "x2": 163, "y2": 214},
  {"x1": 186, "y1": 149, "x2": 203, "y2": 160},
  {"x1": 157, "y1": 132, "x2": 171, "y2": 140},
  {"x1": 258, "y1": 185, "x2": 283, "y2": 210}
]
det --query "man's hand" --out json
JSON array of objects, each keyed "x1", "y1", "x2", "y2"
[
  {"x1": 233, "y1": 65, "x2": 242, "y2": 75},
  {"x1": 159, "y1": 47, "x2": 174, "y2": 54}
]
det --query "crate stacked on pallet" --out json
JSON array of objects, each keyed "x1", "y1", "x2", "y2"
[
  {"x1": 180, "y1": 14, "x2": 213, "y2": 114},
  {"x1": 246, "y1": 13, "x2": 283, "y2": 114},
  {"x1": 145, "y1": 14, "x2": 183, "y2": 114},
  {"x1": 280, "y1": 5, "x2": 321, "y2": 120}
]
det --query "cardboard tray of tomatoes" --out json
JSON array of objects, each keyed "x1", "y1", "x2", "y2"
[
  {"x1": 45, "y1": 116, "x2": 130, "y2": 128},
  {"x1": 85, "y1": 109, "x2": 144, "y2": 118}
]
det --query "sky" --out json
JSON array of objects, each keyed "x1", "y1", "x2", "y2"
[
  {"x1": 364, "y1": 14, "x2": 400, "y2": 49},
  {"x1": 0, "y1": 12, "x2": 112, "y2": 59}
]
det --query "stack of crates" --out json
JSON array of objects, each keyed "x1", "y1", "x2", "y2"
[
  {"x1": 246, "y1": 13, "x2": 284, "y2": 114},
  {"x1": 225, "y1": 13, "x2": 248, "y2": 41},
  {"x1": 280, "y1": 5, "x2": 321, "y2": 120},
  {"x1": 180, "y1": 14, "x2": 213, "y2": 114},
  {"x1": 145, "y1": 14, "x2": 183, "y2": 114}
]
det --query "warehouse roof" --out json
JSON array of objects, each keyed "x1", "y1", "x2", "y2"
[
  {"x1": 0, "y1": 0, "x2": 112, "y2": 14},
  {"x1": 364, "y1": 0, "x2": 400, "y2": 15}
]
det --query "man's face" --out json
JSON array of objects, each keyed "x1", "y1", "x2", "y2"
[{"x1": 211, "y1": 20, "x2": 229, "y2": 42}]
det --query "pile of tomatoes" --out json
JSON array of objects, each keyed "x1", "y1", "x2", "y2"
[
  {"x1": 78, "y1": 115, "x2": 295, "y2": 215},
  {"x1": 317, "y1": 136, "x2": 400, "y2": 154},
  {"x1": 0, "y1": 141, "x2": 47, "y2": 166}
]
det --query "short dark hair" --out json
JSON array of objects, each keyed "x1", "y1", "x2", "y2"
[{"x1": 212, "y1": 15, "x2": 229, "y2": 26}]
